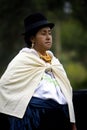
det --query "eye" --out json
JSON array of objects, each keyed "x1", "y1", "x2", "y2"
[
  {"x1": 49, "y1": 31, "x2": 52, "y2": 35},
  {"x1": 41, "y1": 32, "x2": 46, "y2": 35}
]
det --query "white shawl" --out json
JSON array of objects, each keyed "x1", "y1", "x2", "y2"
[{"x1": 0, "y1": 48, "x2": 75, "y2": 122}]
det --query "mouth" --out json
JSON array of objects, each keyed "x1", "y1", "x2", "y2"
[{"x1": 45, "y1": 42, "x2": 51, "y2": 44}]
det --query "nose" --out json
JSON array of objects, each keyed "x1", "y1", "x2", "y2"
[{"x1": 46, "y1": 34, "x2": 51, "y2": 40}]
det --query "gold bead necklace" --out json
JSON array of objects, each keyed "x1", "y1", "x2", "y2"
[{"x1": 38, "y1": 52, "x2": 52, "y2": 63}]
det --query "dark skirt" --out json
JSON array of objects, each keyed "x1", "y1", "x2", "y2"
[{"x1": 0, "y1": 97, "x2": 71, "y2": 130}]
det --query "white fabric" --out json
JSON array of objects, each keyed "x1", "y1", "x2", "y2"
[
  {"x1": 33, "y1": 70, "x2": 67, "y2": 104},
  {"x1": 20, "y1": 48, "x2": 67, "y2": 104},
  {"x1": 0, "y1": 47, "x2": 75, "y2": 122}
]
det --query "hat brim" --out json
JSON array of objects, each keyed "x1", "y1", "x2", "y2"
[{"x1": 22, "y1": 22, "x2": 55, "y2": 35}]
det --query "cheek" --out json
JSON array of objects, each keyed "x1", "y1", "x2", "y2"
[{"x1": 36, "y1": 37, "x2": 45, "y2": 44}]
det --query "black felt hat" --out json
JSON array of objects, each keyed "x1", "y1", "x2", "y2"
[{"x1": 22, "y1": 13, "x2": 55, "y2": 35}]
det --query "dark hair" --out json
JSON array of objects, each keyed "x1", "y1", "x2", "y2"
[
  {"x1": 24, "y1": 35, "x2": 32, "y2": 48},
  {"x1": 24, "y1": 28, "x2": 40, "y2": 48}
]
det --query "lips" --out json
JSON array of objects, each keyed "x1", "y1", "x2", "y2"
[{"x1": 45, "y1": 42, "x2": 51, "y2": 44}]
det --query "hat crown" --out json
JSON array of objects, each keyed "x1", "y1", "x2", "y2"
[
  {"x1": 23, "y1": 13, "x2": 54, "y2": 35},
  {"x1": 24, "y1": 13, "x2": 47, "y2": 26}
]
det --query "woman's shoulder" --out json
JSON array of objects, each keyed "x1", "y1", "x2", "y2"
[
  {"x1": 19, "y1": 47, "x2": 32, "y2": 53},
  {"x1": 46, "y1": 50, "x2": 54, "y2": 57},
  {"x1": 19, "y1": 47, "x2": 39, "y2": 56}
]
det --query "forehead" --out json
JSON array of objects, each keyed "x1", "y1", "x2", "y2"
[{"x1": 38, "y1": 27, "x2": 51, "y2": 32}]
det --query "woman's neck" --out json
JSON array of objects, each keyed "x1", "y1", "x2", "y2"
[{"x1": 33, "y1": 47, "x2": 47, "y2": 56}]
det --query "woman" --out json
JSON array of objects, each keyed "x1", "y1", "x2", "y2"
[{"x1": 0, "y1": 13, "x2": 77, "y2": 130}]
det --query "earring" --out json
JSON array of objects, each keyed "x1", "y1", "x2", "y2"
[{"x1": 32, "y1": 42, "x2": 34, "y2": 48}]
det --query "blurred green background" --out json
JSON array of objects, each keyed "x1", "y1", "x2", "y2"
[{"x1": 0, "y1": 0, "x2": 87, "y2": 90}]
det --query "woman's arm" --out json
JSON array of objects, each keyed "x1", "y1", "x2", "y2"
[{"x1": 71, "y1": 123, "x2": 77, "y2": 130}]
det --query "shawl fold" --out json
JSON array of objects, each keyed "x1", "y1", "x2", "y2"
[{"x1": 0, "y1": 49, "x2": 75, "y2": 122}]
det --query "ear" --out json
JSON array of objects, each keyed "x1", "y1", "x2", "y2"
[{"x1": 30, "y1": 36, "x2": 35, "y2": 43}]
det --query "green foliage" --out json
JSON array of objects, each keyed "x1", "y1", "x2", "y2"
[
  {"x1": 60, "y1": 19, "x2": 87, "y2": 66},
  {"x1": 59, "y1": 19, "x2": 87, "y2": 90},
  {"x1": 64, "y1": 61, "x2": 87, "y2": 90},
  {"x1": 70, "y1": 0, "x2": 87, "y2": 26}
]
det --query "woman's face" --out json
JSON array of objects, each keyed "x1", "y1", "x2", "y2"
[{"x1": 31, "y1": 27, "x2": 52, "y2": 55}]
